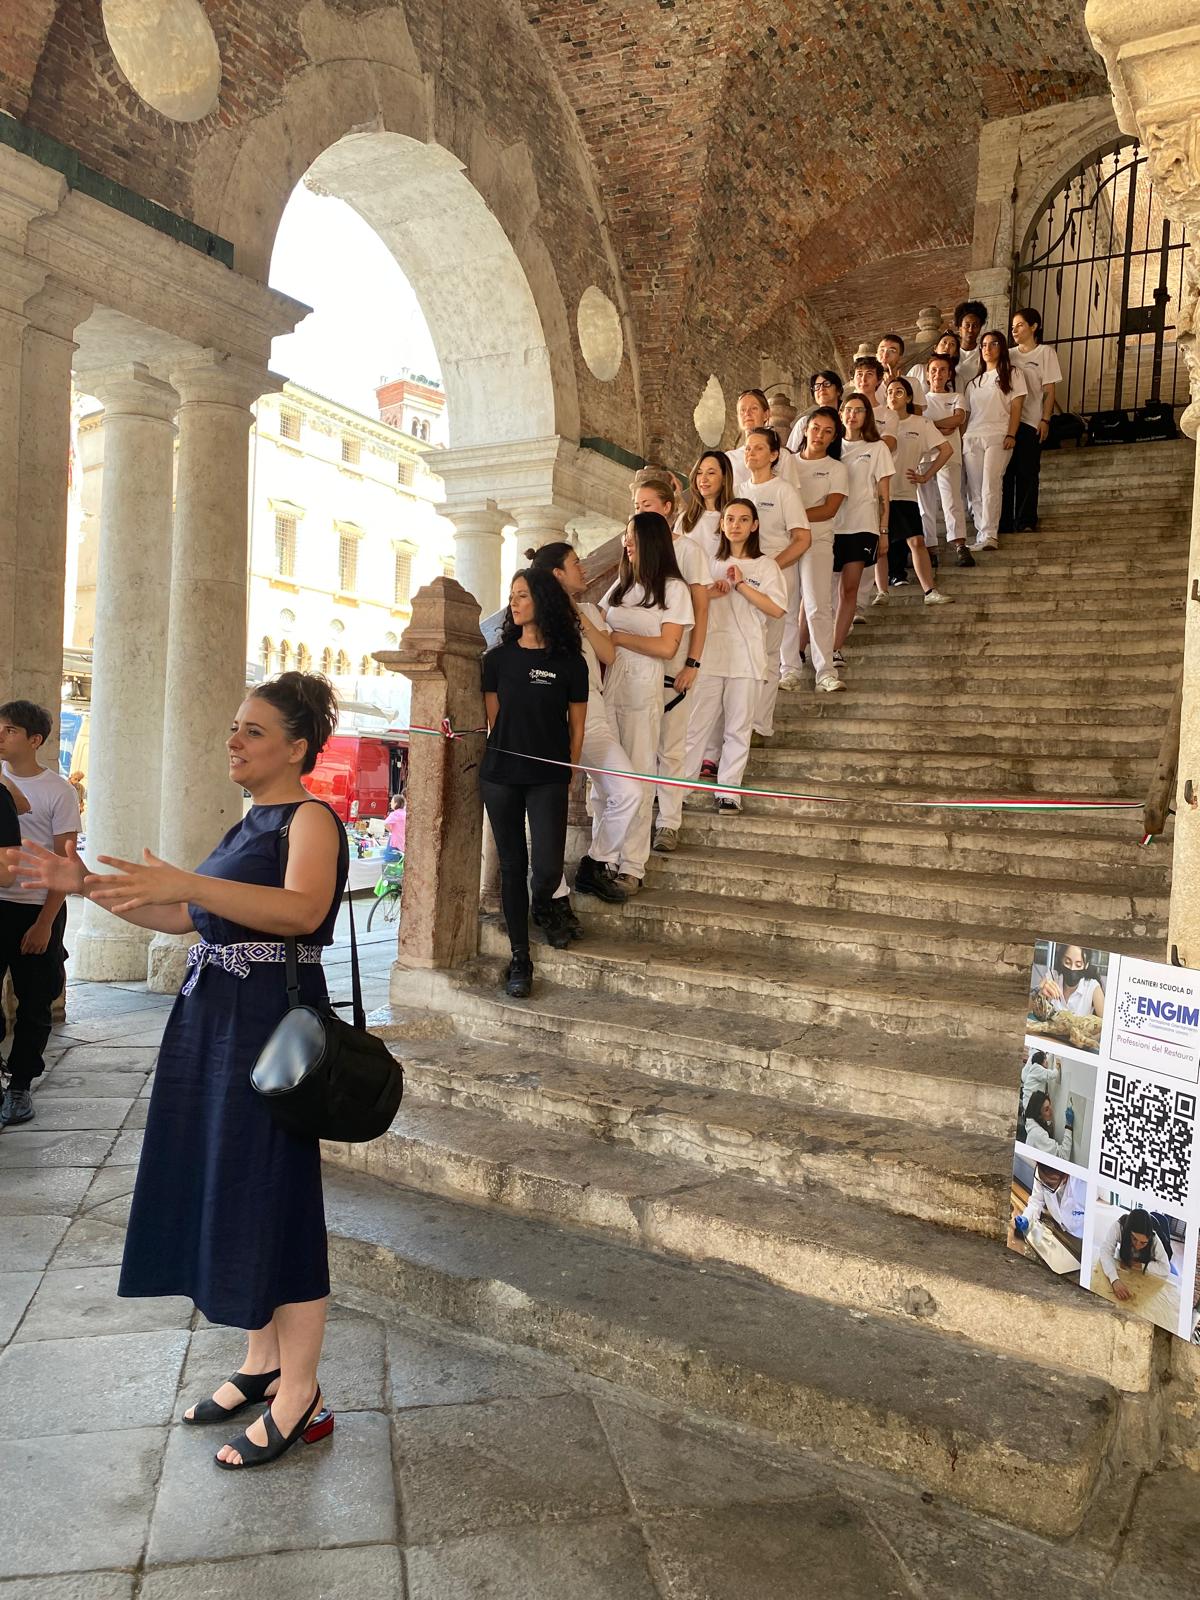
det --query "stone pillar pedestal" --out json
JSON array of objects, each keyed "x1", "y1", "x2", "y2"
[
  {"x1": 449, "y1": 506, "x2": 508, "y2": 617},
  {"x1": 148, "y1": 354, "x2": 275, "y2": 994},
  {"x1": 513, "y1": 504, "x2": 572, "y2": 554},
  {"x1": 75, "y1": 364, "x2": 177, "y2": 981},
  {"x1": 963, "y1": 266, "x2": 1013, "y2": 333},
  {"x1": 376, "y1": 579, "x2": 486, "y2": 975}
]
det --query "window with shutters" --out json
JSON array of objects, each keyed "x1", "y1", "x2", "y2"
[
  {"x1": 340, "y1": 435, "x2": 361, "y2": 466},
  {"x1": 336, "y1": 650, "x2": 351, "y2": 676},
  {"x1": 274, "y1": 514, "x2": 297, "y2": 578},
  {"x1": 393, "y1": 547, "x2": 413, "y2": 607},
  {"x1": 279, "y1": 407, "x2": 301, "y2": 442},
  {"x1": 296, "y1": 643, "x2": 311, "y2": 672},
  {"x1": 320, "y1": 647, "x2": 333, "y2": 675},
  {"x1": 259, "y1": 637, "x2": 273, "y2": 674},
  {"x1": 338, "y1": 533, "x2": 358, "y2": 594},
  {"x1": 397, "y1": 459, "x2": 414, "y2": 487}
]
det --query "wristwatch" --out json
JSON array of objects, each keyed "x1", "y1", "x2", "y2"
[{"x1": 685, "y1": 656, "x2": 701, "y2": 670}]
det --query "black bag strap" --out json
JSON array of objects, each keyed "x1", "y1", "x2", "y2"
[{"x1": 279, "y1": 801, "x2": 361, "y2": 1027}]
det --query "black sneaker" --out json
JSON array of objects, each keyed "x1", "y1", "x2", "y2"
[
  {"x1": 890, "y1": 576, "x2": 909, "y2": 588},
  {"x1": 574, "y1": 854, "x2": 628, "y2": 903},
  {"x1": 716, "y1": 798, "x2": 741, "y2": 815},
  {"x1": 504, "y1": 951, "x2": 534, "y2": 999},
  {"x1": 0, "y1": 1087, "x2": 33, "y2": 1127},
  {"x1": 954, "y1": 544, "x2": 976, "y2": 568},
  {"x1": 532, "y1": 899, "x2": 573, "y2": 950},
  {"x1": 531, "y1": 897, "x2": 582, "y2": 941}
]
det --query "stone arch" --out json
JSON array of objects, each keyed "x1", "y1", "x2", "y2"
[
  {"x1": 1011, "y1": 102, "x2": 1122, "y2": 258},
  {"x1": 193, "y1": 49, "x2": 593, "y2": 450}
]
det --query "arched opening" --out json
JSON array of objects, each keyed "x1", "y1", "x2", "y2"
[{"x1": 259, "y1": 637, "x2": 273, "y2": 675}]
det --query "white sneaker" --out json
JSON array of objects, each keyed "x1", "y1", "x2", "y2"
[
  {"x1": 970, "y1": 537, "x2": 998, "y2": 552},
  {"x1": 815, "y1": 673, "x2": 847, "y2": 692},
  {"x1": 923, "y1": 589, "x2": 953, "y2": 606},
  {"x1": 869, "y1": 589, "x2": 889, "y2": 607},
  {"x1": 778, "y1": 672, "x2": 803, "y2": 692}
]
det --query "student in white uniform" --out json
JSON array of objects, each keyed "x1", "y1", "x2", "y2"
[
  {"x1": 780, "y1": 406, "x2": 847, "y2": 694},
  {"x1": 733, "y1": 427, "x2": 811, "y2": 741},
  {"x1": 962, "y1": 331, "x2": 1027, "y2": 552},
  {"x1": 1004, "y1": 306, "x2": 1063, "y2": 533},
  {"x1": 682, "y1": 499, "x2": 786, "y2": 813},
  {"x1": 1036, "y1": 944, "x2": 1105, "y2": 1018},
  {"x1": 1020, "y1": 1048, "x2": 1060, "y2": 1107},
  {"x1": 833, "y1": 395, "x2": 894, "y2": 647},
  {"x1": 917, "y1": 353, "x2": 973, "y2": 568},
  {"x1": 882, "y1": 377, "x2": 953, "y2": 606},
  {"x1": 851, "y1": 357, "x2": 898, "y2": 448},
  {"x1": 878, "y1": 333, "x2": 922, "y2": 411},
  {"x1": 727, "y1": 389, "x2": 802, "y2": 489},
  {"x1": 953, "y1": 301, "x2": 987, "y2": 391},
  {"x1": 675, "y1": 450, "x2": 735, "y2": 562},
  {"x1": 1013, "y1": 1163, "x2": 1087, "y2": 1242},
  {"x1": 1097, "y1": 1209, "x2": 1173, "y2": 1302},
  {"x1": 786, "y1": 372, "x2": 845, "y2": 452},
  {"x1": 528, "y1": 542, "x2": 638, "y2": 911},
  {"x1": 600, "y1": 512, "x2": 693, "y2": 894},
  {"x1": 1019, "y1": 1090, "x2": 1074, "y2": 1162},
  {"x1": 632, "y1": 475, "x2": 710, "y2": 858}
]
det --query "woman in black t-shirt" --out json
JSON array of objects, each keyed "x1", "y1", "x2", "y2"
[{"x1": 481, "y1": 567, "x2": 588, "y2": 998}]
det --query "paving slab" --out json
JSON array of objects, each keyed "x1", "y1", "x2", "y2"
[
  {"x1": 52, "y1": 1216, "x2": 129, "y2": 1269},
  {"x1": 0, "y1": 1131, "x2": 115, "y2": 1169},
  {"x1": 106, "y1": 1130, "x2": 143, "y2": 1165},
  {"x1": 0, "y1": 1575, "x2": 135, "y2": 1599},
  {"x1": 16, "y1": 1098, "x2": 135, "y2": 1132},
  {"x1": 182, "y1": 1317, "x2": 386, "y2": 1418},
  {"x1": 6, "y1": 1214, "x2": 70, "y2": 1272},
  {"x1": 405, "y1": 1519, "x2": 660, "y2": 1600},
  {"x1": 386, "y1": 1321, "x2": 571, "y2": 1410},
  {"x1": 0, "y1": 1425, "x2": 165, "y2": 1577},
  {"x1": 393, "y1": 1392, "x2": 627, "y2": 1542},
  {"x1": 121, "y1": 1100, "x2": 149, "y2": 1130},
  {"x1": 80, "y1": 1165, "x2": 136, "y2": 1210},
  {"x1": 0, "y1": 1274, "x2": 41, "y2": 1343},
  {"x1": 0, "y1": 1166, "x2": 92, "y2": 1216},
  {"x1": 139, "y1": 1546, "x2": 405, "y2": 1600},
  {"x1": 1109, "y1": 1467, "x2": 1200, "y2": 1600},
  {"x1": 51, "y1": 1046, "x2": 161, "y2": 1073},
  {"x1": 14, "y1": 1267, "x2": 192, "y2": 1342},
  {"x1": 33, "y1": 1071, "x2": 150, "y2": 1099},
  {"x1": 0, "y1": 1329, "x2": 189, "y2": 1436},
  {"x1": 146, "y1": 1409, "x2": 396, "y2": 1565}
]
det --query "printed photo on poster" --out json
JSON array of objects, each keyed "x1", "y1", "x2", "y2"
[
  {"x1": 1084, "y1": 1186, "x2": 1186, "y2": 1337},
  {"x1": 1008, "y1": 1150, "x2": 1086, "y2": 1276},
  {"x1": 1026, "y1": 938, "x2": 1108, "y2": 1056},
  {"x1": 1016, "y1": 1044, "x2": 1095, "y2": 1171}
]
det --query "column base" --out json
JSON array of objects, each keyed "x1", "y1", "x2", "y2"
[
  {"x1": 146, "y1": 931, "x2": 194, "y2": 994},
  {"x1": 73, "y1": 926, "x2": 151, "y2": 983}
]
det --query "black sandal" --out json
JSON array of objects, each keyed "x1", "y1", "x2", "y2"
[
  {"x1": 183, "y1": 1368, "x2": 281, "y2": 1425},
  {"x1": 215, "y1": 1391, "x2": 333, "y2": 1471}
]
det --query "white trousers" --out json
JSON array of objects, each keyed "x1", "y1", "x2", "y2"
[
  {"x1": 963, "y1": 434, "x2": 1008, "y2": 542},
  {"x1": 782, "y1": 533, "x2": 835, "y2": 680},
  {"x1": 754, "y1": 607, "x2": 786, "y2": 736},
  {"x1": 604, "y1": 674, "x2": 664, "y2": 880},
  {"x1": 655, "y1": 676, "x2": 695, "y2": 830},
  {"x1": 918, "y1": 462, "x2": 966, "y2": 546},
  {"x1": 685, "y1": 674, "x2": 758, "y2": 802},
  {"x1": 584, "y1": 709, "x2": 643, "y2": 866}
]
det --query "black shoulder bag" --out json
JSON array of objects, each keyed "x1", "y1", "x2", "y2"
[{"x1": 250, "y1": 806, "x2": 404, "y2": 1143}]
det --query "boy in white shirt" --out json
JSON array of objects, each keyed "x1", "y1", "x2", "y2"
[
  {"x1": 0, "y1": 700, "x2": 81, "y2": 1126},
  {"x1": 878, "y1": 333, "x2": 923, "y2": 411},
  {"x1": 851, "y1": 357, "x2": 898, "y2": 448}
]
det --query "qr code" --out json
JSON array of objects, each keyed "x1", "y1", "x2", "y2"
[{"x1": 1099, "y1": 1072, "x2": 1196, "y2": 1207}]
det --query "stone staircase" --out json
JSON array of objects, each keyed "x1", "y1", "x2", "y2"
[{"x1": 325, "y1": 437, "x2": 1194, "y2": 1539}]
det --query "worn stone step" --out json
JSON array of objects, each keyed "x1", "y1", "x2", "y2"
[
  {"x1": 683, "y1": 787, "x2": 1151, "y2": 836},
  {"x1": 763, "y1": 715, "x2": 1158, "y2": 757},
  {"x1": 855, "y1": 614, "x2": 1182, "y2": 644},
  {"x1": 640, "y1": 848, "x2": 1167, "y2": 933},
  {"x1": 476, "y1": 922, "x2": 1023, "y2": 1043},
  {"x1": 819, "y1": 663, "x2": 1170, "y2": 697},
  {"x1": 384, "y1": 967, "x2": 1017, "y2": 1134},
  {"x1": 333, "y1": 1064, "x2": 1152, "y2": 1392},
  {"x1": 325, "y1": 1168, "x2": 1121, "y2": 1535},
  {"x1": 749, "y1": 747, "x2": 1148, "y2": 796},
  {"x1": 859, "y1": 597, "x2": 1184, "y2": 624},
  {"x1": 836, "y1": 630, "x2": 1178, "y2": 663},
  {"x1": 789, "y1": 692, "x2": 1171, "y2": 724}
]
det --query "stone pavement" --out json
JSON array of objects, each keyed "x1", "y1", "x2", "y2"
[{"x1": 3, "y1": 945, "x2": 1200, "y2": 1597}]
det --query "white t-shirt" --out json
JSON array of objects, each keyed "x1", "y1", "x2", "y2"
[
  {"x1": 601, "y1": 576, "x2": 694, "y2": 693},
  {"x1": 920, "y1": 390, "x2": 967, "y2": 462},
  {"x1": 0, "y1": 765, "x2": 81, "y2": 907},
  {"x1": 889, "y1": 414, "x2": 946, "y2": 503},
  {"x1": 1012, "y1": 343, "x2": 1064, "y2": 430},
  {"x1": 1020, "y1": 1171, "x2": 1087, "y2": 1239},
  {"x1": 956, "y1": 345, "x2": 982, "y2": 392},
  {"x1": 578, "y1": 602, "x2": 608, "y2": 697},
  {"x1": 676, "y1": 508, "x2": 722, "y2": 562},
  {"x1": 903, "y1": 363, "x2": 928, "y2": 407},
  {"x1": 669, "y1": 534, "x2": 710, "y2": 675},
  {"x1": 703, "y1": 554, "x2": 787, "y2": 680},
  {"x1": 733, "y1": 476, "x2": 809, "y2": 560},
  {"x1": 964, "y1": 368, "x2": 1028, "y2": 438},
  {"x1": 870, "y1": 402, "x2": 899, "y2": 444},
  {"x1": 834, "y1": 441, "x2": 895, "y2": 535},
  {"x1": 728, "y1": 443, "x2": 802, "y2": 490},
  {"x1": 791, "y1": 455, "x2": 849, "y2": 530}
]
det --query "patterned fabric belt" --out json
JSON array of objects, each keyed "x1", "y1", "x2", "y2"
[{"x1": 181, "y1": 939, "x2": 323, "y2": 996}]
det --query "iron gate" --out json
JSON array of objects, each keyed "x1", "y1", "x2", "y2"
[{"x1": 1013, "y1": 137, "x2": 1190, "y2": 425}]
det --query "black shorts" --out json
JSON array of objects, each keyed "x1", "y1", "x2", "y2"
[
  {"x1": 833, "y1": 532, "x2": 879, "y2": 571},
  {"x1": 889, "y1": 500, "x2": 923, "y2": 542}
]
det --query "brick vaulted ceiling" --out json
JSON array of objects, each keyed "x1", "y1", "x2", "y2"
[{"x1": 525, "y1": 0, "x2": 1108, "y2": 439}]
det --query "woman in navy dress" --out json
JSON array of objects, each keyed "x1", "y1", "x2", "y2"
[{"x1": 14, "y1": 673, "x2": 345, "y2": 1470}]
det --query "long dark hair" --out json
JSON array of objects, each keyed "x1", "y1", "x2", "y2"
[
  {"x1": 498, "y1": 566, "x2": 582, "y2": 656},
  {"x1": 1053, "y1": 945, "x2": 1093, "y2": 986},
  {"x1": 527, "y1": 541, "x2": 575, "y2": 572},
  {"x1": 975, "y1": 330, "x2": 1015, "y2": 394},
  {"x1": 716, "y1": 498, "x2": 763, "y2": 561},
  {"x1": 1118, "y1": 1209, "x2": 1156, "y2": 1269},
  {"x1": 680, "y1": 451, "x2": 734, "y2": 533},
  {"x1": 610, "y1": 512, "x2": 683, "y2": 610},
  {"x1": 251, "y1": 671, "x2": 338, "y2": 775},
  {"x1": 800, "y1": 405, "x2": 844, "y2": 460},
  {"x1": 1019, "y1": 1089, "x2": 1053, "y2": 1142}
]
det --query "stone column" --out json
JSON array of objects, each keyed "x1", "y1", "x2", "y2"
[
  {"x1": 13, "y1": 282, "x2": 92, "y2": 758},
  {"x1": 448, "y1": 506, "x2": 508, "y2": 617},
  {"x1": 1086, "y1": 0, "x2": 1200, "y2": 961},
  {"x1": 512, "y1": 504, "x2": 572, "y2": 554},
  {"x1": 0, "y1": 257, "x2": 46, "y2": 703},
  {"x1": 74, "y1": 365, "x2": 177, "y2": 981},
  {"x1": 376, "y1": 578, "x2": 486, "y2": 974},
  {"x1": 963, "y1": 266, "x2": 1013, "y2": 333},
  {"x1": 147, "y1": 354, "x2": 275, "y2": 993}
]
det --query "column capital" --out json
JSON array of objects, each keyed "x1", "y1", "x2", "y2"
[
  {"x1": 0, "y1": 247, "x2": 48, "y2": 321},
  {"x1": 169, "y1": 351, "x2": 282, "y2": 412},
  {"x1": 511, "y1": 503, "x2": 573, "y2": 552},
  {"x1": 24, "y1": 279, "x2": 93, "y2": 342},
  {"x1": 446, "y1": 504, "x2": 509, "y2": 539},
  {"x1": 0, "y1": 144, "x2": 67, "y2": 250},
  {"x1": 88, "y1": 362, "x2": 179, "y2": 424}
]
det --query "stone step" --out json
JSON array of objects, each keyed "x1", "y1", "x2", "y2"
[
  {"x1": 860, "y1": 596, "x2": 1184, "y2": 623},
  {"x1": 788, "y1": 692, "x2": 1171, "y2": 723},
  {"x1": 749, "y1": 747, "x2": 1148, "y2": 796},
  {"x1": 476, "y1": 922, "x2": 1025, "y2": 1043},
  {"x1": 639, "y1": 847, "x2": 1167, "y2": 934},
  {"x1": 852, "y1": 612, "x2": 1182, "y2": 643},
  {"x1": 699, "y1": 788, "x2": 1150, "y2": 835},
  {"x1": 822, "y1": 662, "x2": 1169, "y2": 696},
  {"x1": 834, "y1": 630, "x2": 1178, "y2": 663},
  {"x1": 325, "y1": 1167, "x2": 1122, "y2": 1535},
  {"x1": 338, "y1": 1060, "x2": 1153, "y2": 1392},
  {"x1": 763, "y1": 714, "x2": 1158, "y2": 757},
  {"x1": 672, "y1": 810, "x2": 1170, "y2": 886},
  {"x1": 386, "y1": 965, "x2": 1018, "y2": 1135}
]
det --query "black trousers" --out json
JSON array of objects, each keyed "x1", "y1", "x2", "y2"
[
  {"x1": 0, "y1": 900, "x2": 68, "y2": 1090},
  {"x1": 1001, "y1": 422, "x2": 1041, "y2": 532},
  {"x1": 481, "y1": 780, "x2": 570, "y2": 955}
]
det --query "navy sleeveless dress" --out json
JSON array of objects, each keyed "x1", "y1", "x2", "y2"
[{"x1": 118, "y1": 801, "x2": 347, "y2": 1329}]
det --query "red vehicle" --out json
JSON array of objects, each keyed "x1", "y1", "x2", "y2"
[{"x1": 303, "y1": 732, "x2": 408, "y2": 823}]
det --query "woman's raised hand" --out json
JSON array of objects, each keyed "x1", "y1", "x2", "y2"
[
  {"x1": 6, "y1": 838, "x2": 88, "y2": 897},
  {"x1": 85, "y1": 849, "x2": 193, "y2": 913}
]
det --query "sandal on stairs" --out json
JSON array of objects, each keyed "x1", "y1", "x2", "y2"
[
  {"x1": 183, "y1": 1368, "x2": 281, "y2": 1424},
  {"x1": 215, "y1": 1391, "x2": 333, "y2": 1471}
]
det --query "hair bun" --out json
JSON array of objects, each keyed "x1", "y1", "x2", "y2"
[
  {"x1": 523, "y1": 547, "x2": 538, "y2": 561},
  {"x1": 252, "y1": 671, "x2": 338, "y2": 774}
]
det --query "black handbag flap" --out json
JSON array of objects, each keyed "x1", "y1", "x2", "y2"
[{"x1": 251, "y1": 1005, "x2": 329, "y2": 1096}]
